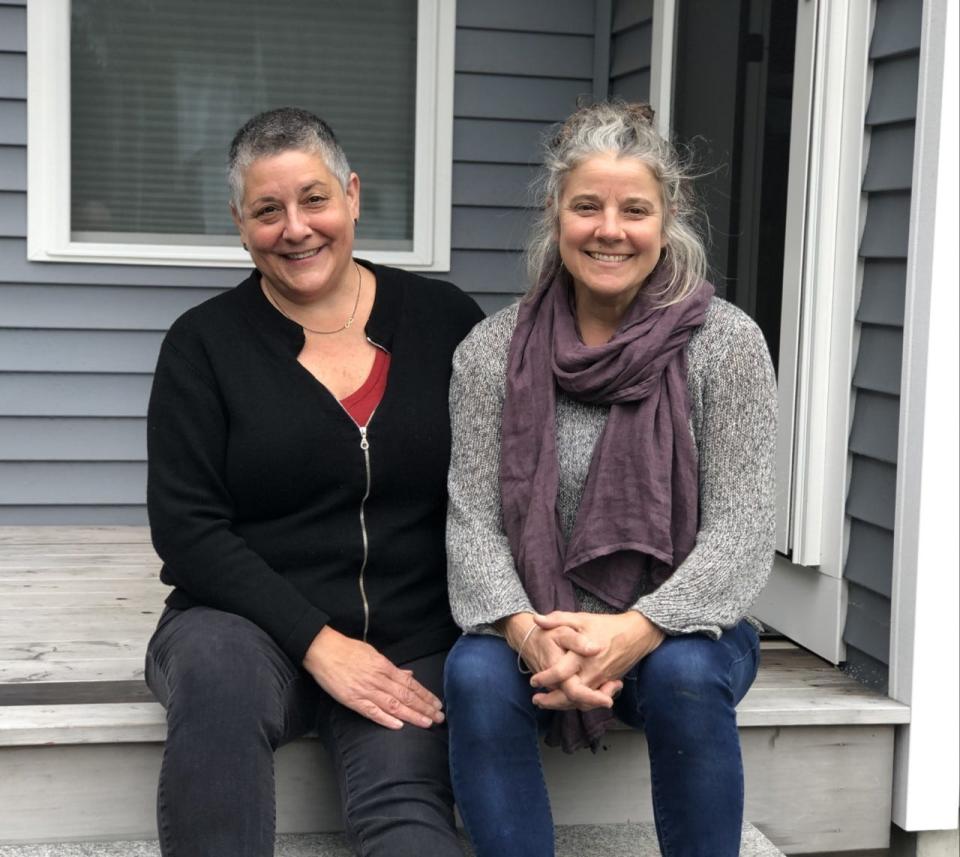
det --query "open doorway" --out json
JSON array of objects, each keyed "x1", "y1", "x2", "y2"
[{"x1": 670, "y1": 0, "x2": 799, "y2": 370}]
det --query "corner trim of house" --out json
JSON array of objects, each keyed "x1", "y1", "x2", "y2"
[{"x1": 889, "y1": 0, "x2": 960, "y2": 832}]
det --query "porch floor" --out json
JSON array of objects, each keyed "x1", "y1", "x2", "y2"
[{"x1": 0, "y1": 526, "x2": 909, "y2": 725}]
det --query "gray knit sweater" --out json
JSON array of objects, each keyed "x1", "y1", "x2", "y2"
[{"x1": 446, "y1": 297, "x2": 777, "y2": 638}]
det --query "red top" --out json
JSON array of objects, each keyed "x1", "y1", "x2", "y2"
[{"x1": 340, "y1": 348, "x2": 391, "y2": 427}]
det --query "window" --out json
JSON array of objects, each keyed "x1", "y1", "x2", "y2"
[{"x1": 27, "y1": 0, "x2": 454, "y2": 270}]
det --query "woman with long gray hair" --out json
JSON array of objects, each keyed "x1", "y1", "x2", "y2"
[
  {"x1": 145, "y1": 107, "x2": 483, "y2": 857},
  {"x1": 443, "y1": 101, "x2": 777, "y2": 856}
]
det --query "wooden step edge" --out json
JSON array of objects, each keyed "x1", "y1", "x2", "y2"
[
  {"x1": 0, "y1": 695, "x2": 910, "y2": 749},
  {"x1": 736, "y1": 702, "x2": 910, "y2": 726},
  {"x1": 0, "y1": 702, "x2": 166, "y2": 746},
  {"x1": 736, "y1": 688, "x2": 911, "y2": 726},
  {"x1": 0, "y1": 526, "x2": 152, "y2": 545}
]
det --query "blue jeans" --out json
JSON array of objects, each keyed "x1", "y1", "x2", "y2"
[
  {"x1": 443, "y1": 620, "x2": 759, "y2": 857},
  {"x1": 145, "y1": 607, "x2": 462, "y2": 857}
]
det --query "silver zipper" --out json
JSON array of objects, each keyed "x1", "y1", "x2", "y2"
[
  {"x1": 330, "y1": 337, "x2": 386, "y2": 642},
  {"x1": 354, "y1": 337, "x2": 387, "y2": 642},
  {"x1": 357, "y1": 421, "x2": 374, "y2": 641}
]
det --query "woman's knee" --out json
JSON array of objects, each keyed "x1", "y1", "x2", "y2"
[
  {"x1": 443, "y1": 635, "x2": 532, "y2": 735},
  {"x1": 636, "y1": 634, "x2": 734, "y2": 709},
  {"x1": 149, "y1": 608, "x2": 294, "y2": 729},
  {"x1": 444, "y1": 635, "x2": 512, "y2": 698}
]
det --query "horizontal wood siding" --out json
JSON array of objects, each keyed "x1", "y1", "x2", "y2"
[
  {"x1": 0, "y1": 4, "x2": 25, "y2": 52},
  {"x1": 0, "y1": 375, "x2": 152, "y2": 417},
  {"x1": 0, "y1": 0, "x2": 601, "y2": 522},
  {"x1": 608, "y1": 0, "x2": 653, "y2": 102},
  {"x1": 842, "y1": 0, "x2": 922, "y2": 691},
  {"x1": 442, "y1": 0, "x2": 600, "y2": 309},
  {"x1": 0, "y1": 418, "x2": 146, "y2": 460}
]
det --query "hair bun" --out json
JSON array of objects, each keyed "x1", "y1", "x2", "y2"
[{"x1": 628, "y1": 103, "x2": 656, "y2": 125}]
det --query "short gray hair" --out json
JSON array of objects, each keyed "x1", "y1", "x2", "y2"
[
  {"x1": 526, "y1": 100, "x2": 708, "y2": 306},
  {"x1": 228, "y1": 107, "x2": 351, "y2": 214}
]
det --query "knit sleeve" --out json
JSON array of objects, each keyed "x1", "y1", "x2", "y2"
[
  {"x1": 633, "y1": 308, "x2": 777, "y2": 637},
  {"x1": 446, "y1": 308, "x2": 535, "y2": 633},
  {"x1": 147, "y1": 331, "x2": 329, "y2": 663}
]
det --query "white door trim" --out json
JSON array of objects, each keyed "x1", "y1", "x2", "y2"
[
  {"x1": 754, "y1": 2, "x2": 872, "y2": 664},
  {"x1": 775, "y1": 1, "x2": 872, "y2": 571},
  {"x1": 649, "y1": 0, "x2": 677, "y2": 137}
]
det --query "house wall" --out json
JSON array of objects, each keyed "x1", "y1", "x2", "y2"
[
  {"x1": 843, "y1": 0, "x2": 923, "y2": 691},
  {"x1": 0, "y1": 0, "x2": 604, "y2": 524},
  {"x1": 609, "y1": 0, "x2": 653, "y2": 102}
]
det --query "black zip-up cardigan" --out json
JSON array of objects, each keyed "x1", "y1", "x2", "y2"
[{"x1": 146, "y1": 262, "x2": 484, "y2": 666}]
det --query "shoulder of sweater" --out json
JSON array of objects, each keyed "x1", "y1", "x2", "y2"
[
  {"x1": 162, "y1": 273, "x2": 252, "y2": 350},
  {"x1": 370, "y1": 263, "x2": 485, "y2": 326},
  {"x1": 456, "y1": 301, "x2": 520, "y2": 358},
  {"x1": 450, "y1": 301, "x2": 520, "y2": 393},
  {"x1": 688, "y1": 296, "x2": 771, "y2": 370}
]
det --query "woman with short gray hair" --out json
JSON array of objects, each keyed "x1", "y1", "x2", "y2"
[
  {"x1": 145, "y1": 107, "x2": 483, "y2": 857},
  {"x1": 443, "y1": 100, "x2": 777, "y2": 856}
]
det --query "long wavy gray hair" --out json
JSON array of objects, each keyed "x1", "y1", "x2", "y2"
[{"x1": 526, "y1": 100, "x2": 708, "y2": 306}]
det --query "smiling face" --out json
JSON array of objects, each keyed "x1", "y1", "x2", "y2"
[
  {"x1": 557, "y1": 152, "x2": 667, "y2": 317},
  {"x1": 232, "y1": 149, "x2": 359, "y2": 304}
]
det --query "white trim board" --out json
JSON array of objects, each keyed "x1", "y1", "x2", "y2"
[
  {"x1": 889, "y1": 0, "x2": 960, "y2": 833},
  {"x1": 751, "y1": 554, "x2": 846, "y2": 665},
  {"x1": 649, "y1": 0, "x2": 677, "y2": 137},
  {"x1": 26, "y1": 0, "x2": 455, "y2": 271},
  {"x1": 775, "y1": 0, "x2": 872, "y2": 572},
  {"x1": 773, "y1": 0, "x2": 818, "y2": 556}
]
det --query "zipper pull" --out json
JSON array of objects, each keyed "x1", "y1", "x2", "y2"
[{"x1": 359, "y1": 426, "x2": 369, "y2": 451}]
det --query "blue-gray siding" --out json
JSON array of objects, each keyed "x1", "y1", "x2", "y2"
[
  {"x1": 0, "y1": 0, "x2": 611, "y2": 523},
  {"x1": 609, "y1": 0, "x2": 652, "y2": 102},
  {"x1": 842, "y1": 0, "x2": 922, "y2": 691}
]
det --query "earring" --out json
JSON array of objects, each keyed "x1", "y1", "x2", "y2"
[
  {"x1": 353, "y1": 218, "x2": 359, "y2": 227},
  {"x1": 241, "y1": 242, "x2": 248, "y2": 251}
]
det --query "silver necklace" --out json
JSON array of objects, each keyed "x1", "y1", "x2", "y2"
[{"x1": 265, "y1": 262, "x2": 362, "y2": 335}]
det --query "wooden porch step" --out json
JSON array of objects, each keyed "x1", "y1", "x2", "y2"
[
  {"x1": 0, "y1": 527, "x2": 908, "y2": 853},
  {"x1": 0, "y1": 824, "x2": 786, "y2": 856}
]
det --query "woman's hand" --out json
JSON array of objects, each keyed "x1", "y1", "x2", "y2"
[
  {"x1": 302, "y1": 626, "x2": 444, "y2": 730},
  {"x1": 500, "y1": 613, "x2": 621, "y2": 711},
  {"x1": 529, "y1": 611, "x2": 665, "y2": 710}
]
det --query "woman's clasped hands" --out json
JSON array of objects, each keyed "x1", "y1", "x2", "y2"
[{"x1": 503, "y1": 610, "x2": 666, "y2": 711}]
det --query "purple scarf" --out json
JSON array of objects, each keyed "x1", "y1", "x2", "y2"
[{"x1": 500, "y1": 267, "x2": 713, "y2": 752}]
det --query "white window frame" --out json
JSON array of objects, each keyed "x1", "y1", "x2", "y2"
[{"x1": 26, "y1": 0, "x2": 455, "y2": 271}]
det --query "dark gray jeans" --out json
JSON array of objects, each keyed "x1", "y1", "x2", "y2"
[{"x1": 145, "y1": 607, "x2": 462, "y2": 857}]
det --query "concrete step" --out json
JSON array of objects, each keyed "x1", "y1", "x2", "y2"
[{"x1": 0, "y1": 823, "x2": 786, "y2": 856}]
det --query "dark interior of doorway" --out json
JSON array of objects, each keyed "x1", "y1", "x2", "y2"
[{"x1": 671, "y1": 0, "x2": 798, "y2": 371}]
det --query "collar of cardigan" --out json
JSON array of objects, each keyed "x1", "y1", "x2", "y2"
[{"x1": 236, "y1": 258, "x2": 403, "y2": 356}]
